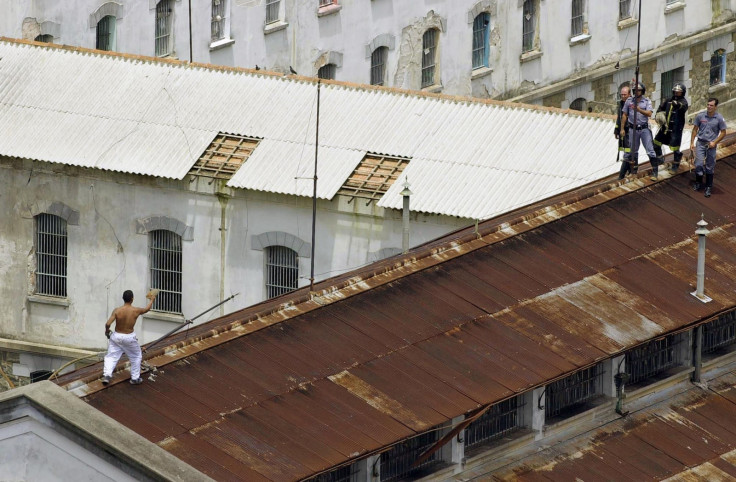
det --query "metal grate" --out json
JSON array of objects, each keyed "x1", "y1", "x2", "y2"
[
  {"x1": 370, "y1": 47, "x2": 387, "y2": 86},
  {"x1": 305, "y1": 465, "x2": 355, "y2": 482},
  {"x1": 266, "y1": 0, "x2": 280, "y2": 24},
  {"x1": 380, "y1": 430, "x2": 441, "y2": 482},
  {"x1": 464, "y1": 396, "x2": 524, "y2": 449},
  {"x1": 711, "y1": 49, "x2": 726, "y2": 86},
  {"x1": 149, "y1": 230, "x2": 182, "y2": 314},
  {"x1": 266, "y1": 246, "x2": 298, "y2": 299},
  {"x1": 522, "y1": 0, "x2": 535, "y2": 53},
  {"x1": 36, "y1": 214, "x2": 68, "y2": 297},
  {"x1": 421, "y1": 29, "x2": 437, "y2": 88},
  {"x1": 545, "y1": 364, "x2": 603, "y2": 419},
  {"x1": 189, "y1": 133, "x2": 259, "y2": 180},
  {"x1": 571, "y1": 0, "x2": 584, "y2": 36},
  {"x1": 625, "y1": 334, "x2": 681, "y2": 385},
  {"x1": 318, "y1": 64, "x2": 336, "y2": 80},
  {"x1": 703, "y1": 312, "x2": 736, "y2": 354},
  {"x1": 336, "y1": 153, "x2": 410, "y2": 203},
  {"x1": 619, "y1": 0, "x2": 631, "y2": 20},
  {"x1": 472, "y1": 13, "x2": 490, "y2": 69},
  {"x1": 211, "y1": 0, "x2": 226, "y2": 41},
  {"x1": 155, "y1": 0, "x2": 172, "y2": 57},
  {"x1": 96, "y1": 15, "x2": 115, "y2": 51}
]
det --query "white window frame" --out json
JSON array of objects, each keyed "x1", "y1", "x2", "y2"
[
  {"x1": 210, "y1": 0, "x2": 232, "y2": 47},
  {"x1": 155, "y1": 0, "x2": 173, "y2": 57},
  {"x1": 421, "y1": 28, "x2": 439, "y2": 88},
  {"x1": 35, "y1": 214, "x2": 68, "y2": 298},
  {"x1": 710, "y1": 49, "x2": 727, "y2": 86},
  {"x1": 148, "y1": 229, "x2": 183, "y2": 314}
]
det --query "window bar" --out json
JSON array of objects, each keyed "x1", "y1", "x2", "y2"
[
  {"x1": 319, "y1": 0, "x2": 334, "y2": 6},
  {"x1": 571, "y1": 0, "x2": 584, "y2": 36},
  {"x1": 619, "y1": 0, "x2": 631, "y2": 20},
  {"x1": 371, "y1": 47, "x2": 386, "y2": 86},
  {"x1": 472, "y1": 13, "x2": 488, "y2": 69},
  {"x1": 36, "y1": 214, "x2": 68, "y2": 297},
  {"x1": 421, "y1": 30, "x2": 436, "y2": 88},
  {"x1": 97, "y1": 16, "x2": 110, "y2": 50},
  {"x1": 380, "y1": 430, "x2": 441, "y2": 481},
  {"x1": 545, "y1": 364, "x2": 602, "y2": 418},
  {"x1": 625, "y1": 335, "x2": 681, "y2": 385},
  {"x1": 464, "y1": 396, "x2": 524, "y2": 449},
  {"x1": 522, "y1": 0, "x2": 535, "y2": 53},
  {"x1": 703, "y1": 312, "x2": 736, "y2": 354},
  {"x1": 211, "y1": 0, "x2": 226, "y2": 41},
  {"x1": 265, "y1": 0, "x2": 280, "y2": 24},
  {"x1": 155, "y1": 0, "x2": 172, "y2": 57}
]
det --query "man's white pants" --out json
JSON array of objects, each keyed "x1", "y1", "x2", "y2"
[{"x1": 103, "y1": 332, "x2": 142, "y2": 380}]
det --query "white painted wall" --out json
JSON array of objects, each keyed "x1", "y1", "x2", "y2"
[
  {"x1": 1, "y1": 159, "x2": 467, "y2": 354},
  {"x1": 0, "y1": 0, "x2": 726, "y2": 99}
]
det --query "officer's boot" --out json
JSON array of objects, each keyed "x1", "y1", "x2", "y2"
[
  {"x1": 693, "y1": 174, "x2": 703, "y2": 191},
  {"x1": 670, "y1": 151, "x2": 682, "y2": 173},
  {"x1": 618, "y1": 160, "x2": 628, "y2": 180},
  {"x1": 650, "y1": 157, "x2": 660, "y2": 181},
  {"x1": 705, "y1": 173, "x2": 713, "y2": 198},
  {"x1": 631, "y1": 160, "x2": 639, "y2": 175}
]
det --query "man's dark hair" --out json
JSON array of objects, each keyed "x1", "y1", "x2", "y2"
[
  {"x1": 708, "y1": 97, "x2": 719, "y2": 106},
  {"x1": 123, "y1": 290, "x2": 134, "y2": 303}
]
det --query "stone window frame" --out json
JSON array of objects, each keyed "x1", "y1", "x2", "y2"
[
  {"x1": 135, "y1": 215, "x2": 194, "y2": 241},
  {"x1": 317, "y1": 0, "x2": 341, "y2": 18},
  {"x1": 24, "y1": 19, "x2": 61, "y2": 43},
  {"x1": 89, "y1": 2, "x2": 124, "y2": 29},
  {"x1": 468, "y1": 1, "x2": 497, "y2": 78},
  {"x1": 26, "y1": 201, "x2": 80, "y2": 306},
  {"x1": 314, "y1": 51, "x2": 343, "y2": 78},
  {"x1": 421, "y1": 28, "x2": 441, "y2": 90},
  {"x1": 562, "y1": 82, "x2": 593, "y2": 111},
  {"x1": 251, "y1": 231, "x2": 311, "y2": 299},
  {"x1": 365, "y1": 34, "x2": 396, "y2": 85}
]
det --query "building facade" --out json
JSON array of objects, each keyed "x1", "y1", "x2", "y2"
[{"x1": 1, "y1": 0, "x2": 736, "y2": 118}]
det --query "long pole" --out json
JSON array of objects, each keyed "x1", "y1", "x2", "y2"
[
  {"x1": 310, "y1": 80, "x2": 321, "y2": 292},
  {"x1": 188, "y1": 0, "x2": 193, "y2": 62},
  {"x1": 630, "y1": 0, "x2": 643, "y2": 159}
]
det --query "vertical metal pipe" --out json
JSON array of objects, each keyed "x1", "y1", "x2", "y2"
[
  {"x1": 693, "y1": 325, "x2": 703, "y2": 382},
  {"x1": 401, "y1": 180, "x2": 412, "y2": 254},
  {"x1": 310, "y1": 80, "x2": 321, "y2": 292},
  {"x1": 188, "y1": 0, "x2": 193, "y2": 62},
  {"x1": 695, "y1": 217, "x2": 709, "y2": 298}
]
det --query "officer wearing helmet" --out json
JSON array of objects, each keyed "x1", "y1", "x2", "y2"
[
  {"x1": 620, "y1": 82, "x2": 659, "y2": 180},
  {"x1": 653, "y1": 83, "x2": 689, "y2": 173}
]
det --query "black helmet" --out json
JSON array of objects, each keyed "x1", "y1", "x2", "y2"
[
  {"x1": 672, "y1": 82, "x2": 686, "y2": 97},
  {"x1": 634, "y1": 82, "x2": 646, "y2": 94}
]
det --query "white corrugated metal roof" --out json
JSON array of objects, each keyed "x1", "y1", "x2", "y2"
[{"x1": 0, "y1": 39, "x2": 675, "y2": 219}]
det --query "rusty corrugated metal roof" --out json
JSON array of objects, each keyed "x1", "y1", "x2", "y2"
[
  {"x1": 56, "y1": 140, "x2": 736, "y2": 481},
  {"x1": 481, "y1": 372, "x2": 736, "y2": 481}
]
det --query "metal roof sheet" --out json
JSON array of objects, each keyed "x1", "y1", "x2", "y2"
[
  {"x1": 0, "y1": 39, "x2": 683, "y2": 219},
  {"x1": 56, "y1": 142, "x2": 736, "y2": 481},
  {"x1": 481, "y1": 372, "x2": 736, "y2": 481}
]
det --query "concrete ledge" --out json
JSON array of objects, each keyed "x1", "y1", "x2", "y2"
[
  {"x1": 0, "y1": 381, "x2": 213, "y2": 481},
  {"x1": 0, "y1": 337, "x2": 98, "y2": 359},
  {"x1": 28, "y1": 294, "x2": 69, "y2": 307}
]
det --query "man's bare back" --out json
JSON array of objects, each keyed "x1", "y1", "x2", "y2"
[{"x1": 105, "y1": 291, "x2": 156, "y2": 336}]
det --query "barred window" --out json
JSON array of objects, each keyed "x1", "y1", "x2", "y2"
[
  {"x1": 305, "y1": 464, "x2": 356, "y2": 482},
  {"x1": 380, "y1": 429, "x2": 441, "y2": 481},
  {"x1": 155, "y1": 0, "x2": 173, "y2": 57},
  {"x1": 421, "y1": 29, "x2": 438, "y2": 88},
  {"x1": 211, "y1": 0, "x2": 226, "y2": 41},
  {"x1": 661, "y1": 67, "x2": 684, "y2": 103},
  {"x1": 370, "y1": 47, "x2": 387, "y2": 86},
  {"x1": 96, "y1": 15, "x2": 116, "y2": 51},
  {"x1": 522, "y1": 0, "x2": 536, "y2": 53},
  {"x1": 464, "y1": 395, "x2": 525, "y2": 450},
  {"x1": 149, "y1": 230, "x2": 182, "y2": 313},
  {"x1": 319, "y1": 0, "x2": 334, "y2": 6},
  {"x1": 545, "y1": 364, "x2": 603, "y2": 419},
  {"x1": 703, "y1": 312, "x2": 736, "y2": 354},
  {"x1": 710, "y1": 49, "x2": 726, "y2": 86},
  {"x1": 571, "y1": 0, "x2": 584, "y2": 36},
  {"x1": 266, "y1": 0, "x2": 280, "y2": 24},
  {"x1": 625, "y1": 334, "x2": 682, "y2": 386},
  {"x1": 619, "y1": 0, "x2": 631, "y2": 20},
  {"x1": 472, "y1": 13, "x2": 490, "y2": 69},
  {"x1": 35, "y1": 214, "x2": 68, "y2": 297},
  {"x1": 265, "y1": 246, "x2": 298, "y2": 299},
  {"x1": 35, "y1": 34, "x2": 54, "y2": 43},
  {"x1": 318, "y1": 63, "x2": 336, "y2": 80}
]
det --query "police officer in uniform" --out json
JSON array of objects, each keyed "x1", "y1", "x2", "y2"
[
  {"x1": 653, "y1": 83, "x2": 689, "y2": 173},
  {"x1": 615, "y1": 85, "x2": 632, "y2": 179},
  {"x1": 620, "y1": 83, "x2": 659, "y2": 180},
  {"x1": 690, "y1": 97, "x2": 727, "y2": 198}
]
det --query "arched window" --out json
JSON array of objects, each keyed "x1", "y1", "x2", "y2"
[
  {"x1": 265, "y1": 246, "x2": 298, "y2": 299},
  {"x1": 318, "y1": 63, "x2": 336, "y2": 80},
  {"x1": 34, "y1": 34, "x2": 54, "y2": 43},
  {"x1": 711, "y1": 49, "x2": 726, "y2": 86},
  {"x1": 571, "y1": 0, "x2": 584, "y2": 36},
  {"x1": 472, "y1": 12, "x2": 490, "y2": 69},
  {"x1": 149, "y1": 230, "x2": 182, "y2": 313},
  {"x1": 96, "y1": 15, "x2": 116, "y2": 51},
  {"x1": 371, "y1": 46, "x2": 388, "y2": 86},
  {"x1": 35, "y1": 214, "x2": 67, "y2": 297},
  {"x1": 522, "y1": 0, "x2": 536, "y2": 53},
  {"x1": 155, "y1": 0, "x2": 173, "y2": 57},
  {"x1": 421, "y1": 28, "x2": 438, "y2": 88},
  {"x1": 570, "y1": 98, "x2": 587, "y2": 111}
]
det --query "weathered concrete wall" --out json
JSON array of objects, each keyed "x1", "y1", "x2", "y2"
[{"x1": 0, "y1": 157, "x2": 467, "y2": 358}]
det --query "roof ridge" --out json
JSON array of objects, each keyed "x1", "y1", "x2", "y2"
[{"x1": 0, "y1": 37, "x2": 616, "y2": 121}]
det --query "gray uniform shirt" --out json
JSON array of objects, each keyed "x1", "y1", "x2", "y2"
[{"x1": 694, "y1": 111, "x2": 727, "y2": 142}]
